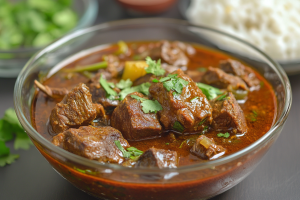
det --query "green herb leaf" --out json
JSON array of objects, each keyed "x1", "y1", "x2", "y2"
[
  {"x1": 217, "y1": 132, "x2": 230, "y2": 138},
  {"x1": 131, "y1": 95, "x2": 163, "y2": 114},
  {"x1": 152, "y1": 79, "x2": 159, "y2": 83},
  {"x1": 116, "y1": 79, "x2": 132, "y2": 89},
  {"x1": 160, "y1": 74, "x2": 189, "y2": 94},
  {"x1": 14, "y1": 131, "x2": 33, "y2": 150},
  {"x1": 119, "y1": 82, "x2": 151, "y2": 100},
  {"x1": 216, "y1": 94, "x2": 228, "y2": 101},
  {"x1": 0, "y1": 119, "x2": 13, "y2": 142},
  {"x1": 173, "y1": 121, "x2": 185, "y2": 132},
  {"x1": 145, "y1": 57, "x2": 165, "y2": 76},
  {"x1": 99, "y1": 75, "x2": 118, "y2": 97},
  {"x1": 114, "y1": 140, "x2": 130, "y2": 158},
  {"x1": 165, "y1": 143, "x2": 170, "y2": 145},
  {"x1": 197, "y1": 83, "x2": 223, "y2": 100},
  {"x1": 198, "y1": 118, "x2": 207, "y2": 126},
  {"x1": 0, "y1": 140, "x2": 10, "y2": 157},
  {"x1": 0, "y1": 154, "x2": 19, "y2": 167}
]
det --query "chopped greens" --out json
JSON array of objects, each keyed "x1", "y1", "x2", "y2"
[
  {"x1": 160, "y1": 74, "x2": 189, "y2": 95},
  {"x1": 116, "y1": 79, "x2": 132, "y2": 89},
  {"x1": 197, "y1": 83, "x2": 223, "y2": 100},
  {"x1": 99, "y1": 75, "x2": 118, "y2": 97},
  {"x1": 216, "y1": 94, "x2": 228, "y2": 101},
  {"x1": 145, "y1": 57, "x2": 166, "y2": 76},
  {"x1": 198, "y1": 118, "x2": 207, "y2": 126},
  {"x1": 152, "y1": 79, "x2": 159, "y2": 83},
  {"x1": 130, "y1": 95, "x2": 163, "y2": 114},
  {"x1": 114, "y1": 140, "x2": 143, "y2": 159},
  {"x1": 249, "y1": 110, "x2": 258, "y2": 122},
  {"x1": 217, "y1": 132, "x2": 230, "y2": 138},
  {"x1": 63, "y1": 61, "x2": 108, "y2": 73},
  {"x1": 119, "y1": 82, "x2": 151, "y2": 100},
  {"x1": 0, "y1": 108, "x2": 33, "y2": 167},
  {"x1": 173, "y1": 121, "x2": 185, "y2": 132}
]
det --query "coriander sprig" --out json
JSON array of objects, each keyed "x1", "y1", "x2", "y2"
[
  {"x1": 130, "y1": 95, "x2": 163, "y2": 114},
  {"x1": 145, "y1": 57, "x2": 166, "y2": 76}
]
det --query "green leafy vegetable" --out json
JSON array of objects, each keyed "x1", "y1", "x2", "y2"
[
  {"x1": 130, "y1": 95, "x2": 163, "y2": 114},
  {"x1": 119, "y1": 82, "x2": 151, "y2": 100},
  {"x1": 99, "y1": 75, "x2": 118, "y2": 97},
  {"x1": 63, "y1": 61, "x2": 107, "y2": 73},
  {"x1": 116, "y1": 79, "x2": 132, "y2": 89},
  {"x1": 216, "y1": 94, "x2": 228, "y2": 101},
  {"x1": 217, "y1": 132, "x2": 230, "y2": 138},
  {"x1": 152, "y1": 79, "x2": 159, "y2": 83},
  {"x1": 197, "y1": 83, "x2": 223, "y2": 100},
  {"x1": 145, "y1": 57, "x2": 165, "y2": 76},
  {"x1": 114, "y1": 140, "x2": 143, "y2": 159},
  {"x1": 160, "y1": 74, "x2": 189, "y2": 95},
  {"x1": 173, "y1": 121, "x2": 185, "y2": 132},
  {"x1": 0, "y1": 108, "x2": 33, "y2": 167}
]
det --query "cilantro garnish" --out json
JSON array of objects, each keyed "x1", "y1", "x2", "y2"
[
  {"x1": 249, "y1": 110, "x2": 258, "y2": 122},
  {"x1": 197, "y1": 83, "x2": 223, "y2": 100},
  {"x1": 165, "y1": 143, "x2": 170, "y2": 145},
  {"x1": 130, "y1": 95, "x2": 163, "y2": 114},
  {"x1": 217, "y1": 132, "x2": 230, "y2": 138},
  {"x1": 119, "y1": 82, "x2": 151, "y2": 100},
  {"x1": 99, "y1": 75, "x2": 118, "y2": 97},
  {"x1": 202, "y1": 126, "x2": 209, "y2": 134},
  {"x1": 198, "y1": 118, "x2": 207, "y2": 126},
  {"x1": 116, "y1": 79, "x2": 132, "y2": 89},
  {"x1": 173, "y1": 121, "x2": 185, "y2": 132},
  {"x1": 152, "y1": 79, "x2": 159, "y2": 83},
  {"x1": 0, "y1": 108, "x2": 33, "y2": 167},
  {"x1": 160, "y1": 74, "x2": 189, "y2": 95},
  {"x1": 145, "y1": 57, "x2": 165, "y2": 76},
  {"x1": 114, "y1": 140, "x2": 143, "y2": 159},
  {"x1": 216, "y1": 94, "x2": 228, "y2": 101}
]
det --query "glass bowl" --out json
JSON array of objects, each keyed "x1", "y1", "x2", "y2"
[
  {"x1": 14, "y1": 18, "x2": 292, "y2": 200},
  {"x1": 0, "y1": 0, "x2": 98, "y2": 78}
]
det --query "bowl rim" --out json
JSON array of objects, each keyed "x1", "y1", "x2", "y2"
[
  {"x1": 0, "y1": 0, "x2": 99, "y2": 54},
  {"x1": 14, "y1": 18, "x2": 292, "y2": 174}
]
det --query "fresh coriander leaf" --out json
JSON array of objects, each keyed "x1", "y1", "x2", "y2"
[
  {"x1": 99, "y1": 75, "x2": 118, "y2": 97},
  {"x1": 107, "y1": 82, "x2": 115, "y2": 89},
  {"x1": 160, "y1": 74, "x2": 188, "y2": 94},
  {"x1": 197, "y1": 67, "x2": 207, "y2": 72},
  {"x1": 14, "y1": 131, "x2": 33, "y2": 150},
  {"x1": 152, "y1": 79, "x2": 159, "y2": 83},
  {"x1": 217, "y1": 132, "x2": 230, "y2": 138},
  {"x1": 0, "y1": 140, "x2": 10, "y2": 157},
  {"x1": 159, "y1": 76, "x2": 171, "y2": 82},
  {"x1": 174, "y1": 78, "x2": 189, "y2": 94},
  {"x1": 145, "y1": 57, "x2": 165, "y2": 76},
  {"x1": 114, "y1": 140, "x2": 130, "y2": 158},
  {"x1": 197, "y1": 83, "x2": 223, "y2": 100},
  {"x1": 3, "y1": 108, "x2": 23, "y2": 131},
  {"x1": 167, "y1": 74, "x2": 178, "y2": 79},
  {"x1": 0, "y1": 154, "x2": 19, "y2": 167},
  {"x1": 165, "y1": 143, "x2": 170, "y2": 145},
  {"x1": 141, "y1": 100, "x2": 163, "y2": 114},
  {"x1": 173, "y1": 121, "x2": 184, "y2": 132},
  {"x1": 119, "y1": 82, "x2": 151, "y2": 100},
  {"x1": 0, "y1": 119, "x2": 13, "y2": 142},
  {"x1": 116, "y1": 79, "x2": 132, "y2": 89},
  {"x1": 138, "y1": 82, "x2": 151, "y2": 96},
  {"x1": 198, "y1": 118, "x2": 207, "y2": 126},
  {"x1": 216, "y1": 94, "x2": 228, "y2": 101},
  {"x1": 163, "y1": 80, "x2": 174, "y2": 91},
  {"x1": 130, "y1": 95, "x2": 146, "y2": 102},
  {"x1": 190, "y1": 97, "x2": 199, "y2": 102}
]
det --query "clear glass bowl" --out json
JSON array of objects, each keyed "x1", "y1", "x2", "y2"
[
  {"x1": 14, "y1": 18, "x2": 292, "y2": 200},
  {"x1": 0, "y1": 0, "x2": 98, "y2": 78}
]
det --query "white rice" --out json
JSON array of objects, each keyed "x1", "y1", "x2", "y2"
[{"x1": 186, "y1": 0, "x2": 300, "y2": 61}]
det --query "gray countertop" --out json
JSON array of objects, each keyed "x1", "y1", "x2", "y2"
[{"x1": 0, "y1": 1, "x2": 300, "y2": 200}]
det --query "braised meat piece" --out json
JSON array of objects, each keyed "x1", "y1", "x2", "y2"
[
  {"x1": 111, "y1": 92, "x2": 162, "y2": 141},
  {"x1": 210, "y1": 92, "x2": 247, "y2": 134},
  {"x1": 191, "y1": 135, "x2": 226, "y2": 160},
  {"x1": 101, "y1": 54, "x2": 124, "y2": 78},
  {"x1": 220, "y1": 59, "x2": 260, "y2": 87},
  {"x1": 149, "y1": 69, "x2": 212, "y2": 132},
  {"x1": 136, "y1": 147, "x2": 178, "y2": 168},
  {"x1": 201, "y1": 67, "x2": 248, "y2": 91},
  {"x1": 50, "y1": 83, "x2": 97, "y2": 134},
  {"x1": 52, "y1": 126, "x2": 129, "y2": 164},
  {"x1": 87, "y1": 72, "x2": 119, "y2": 109},
  {"x1": 186, "y1": 70, "x2": 205, "y2": 83}
]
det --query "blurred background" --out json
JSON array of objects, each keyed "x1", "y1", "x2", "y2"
[{"x1": 0, "y1": 1, "x2": 300, "y2": 200}]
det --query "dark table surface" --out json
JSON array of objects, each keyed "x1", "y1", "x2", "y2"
[{"x1": 1, "y1": 1, "x2": 300, "y2": 200}]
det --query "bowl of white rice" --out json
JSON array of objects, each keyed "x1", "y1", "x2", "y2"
[{"x1": 179, "y1": 0, "x2": 300, "y2": 74}]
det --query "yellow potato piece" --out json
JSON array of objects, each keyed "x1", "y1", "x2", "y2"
[{"x1": 122, "y1": 61, "x2": 148, "y2": 81}]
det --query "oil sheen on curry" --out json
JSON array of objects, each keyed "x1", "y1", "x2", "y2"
[{"x1": 32, "y1": 40, "x2": 276, "y2": 168}]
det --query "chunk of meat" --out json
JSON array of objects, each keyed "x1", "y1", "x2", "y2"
[
  {"x1": 87, "y1": 72, "x2": 120, "y2": 109},
  {"x1": 186, "y1": 70, "x2": 205, "y2": 83},
  {"x1": 191, "y1": 135, "x2": 226, "y2": 160},
  {"x1": 101, "y1": 54, "x2": 124, "y2": 78},
  {"x1": 161, "y1": 63, "x2": 187, "y2": 74},
  {"x1": 220, "y1": 59, "x2": 260, "y2": 87},
  {"x1": 136, "y1": 147, "x2": 178, "y2": 168},
  {"x1": 111, "y1": 92, "x2": 162, "y2": 141},
  {"x1": 52, "y1": 126, "x2": 129, "y2": 164},
  {"x1": 133, "y1": 74, "x2": 155, "y2": 86},
  {"x1": 201, "y1": 67, "x2": 248, "y2": 91},
  {"x1": 149, "y1": 69, "x2": 212, "y2": 132},
  {"x1": 50, "y1": 83, "x2": 97, "y2": 134},
  {"x1": 210, "y1": 92, "x2": 247, "y2": 134}
]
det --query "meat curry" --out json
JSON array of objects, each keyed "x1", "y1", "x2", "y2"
[{"x1": 32, "y1": 40, "x2": 276, "y2": 168}]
